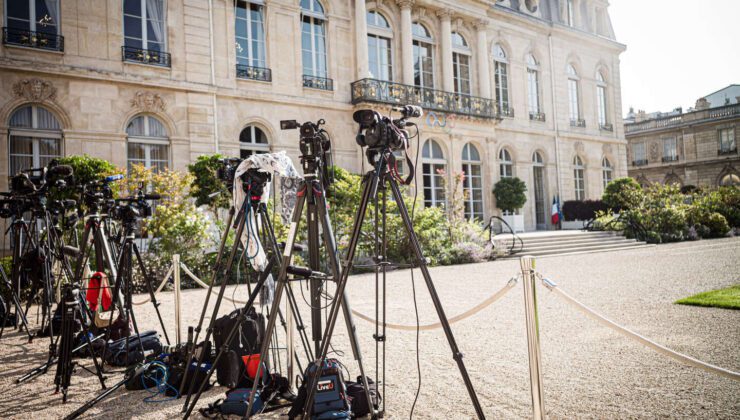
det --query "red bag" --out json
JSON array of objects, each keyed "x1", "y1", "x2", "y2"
[{"x1": 86, "y1": 271, "x2": 112, "y2": 311}]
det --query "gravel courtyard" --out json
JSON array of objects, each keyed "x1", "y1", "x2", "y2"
[{"x1": 0, "y1": 237, "x2": 738, "y2": 419}]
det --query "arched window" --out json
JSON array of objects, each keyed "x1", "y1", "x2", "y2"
[
  {"x1": 602, "y1": 157, "x2": 613, "y2": 189},
  {"x1": 126, "y1": 115, "x2": 169, "y2": 172},
  {"x1": 533, "y1": 151, "x2": 544, "y2": 165},
  {"x1": 596, "y1": 70, "x2": 608, "y2": 128},
  {"x1": 240, "y1": 125, "x2": 270, "y2": 158},
  {"x1": 367, "y1": 10, "x2": 392, "y2": 81},
  {"x1": 499, "y1": 148, "x2": 513, "y2": 178},
  {"x1": 573, "y1": 155, "x2": 585, "y2": 200},
  {"x1": 8, "y1": 105, "x2": 62, "y2": 175},
  {"x1": 461, "y1": 143, "x2": 483, "y2": 220},
  {"x1": 526, "y1": 54, "x2": 541, "y2": 117},
  {"x1": 301, "y1": 0, "x2": 328, "y2": 85},
  {"x1": 235, "y1": 1, "x2": 266, "y2": 70},
  {"x1": 493, "y1": 44, "x2": 510, "y2": 115},
  {"x1": 567, "y1": 64, "x2": 580, "y2": 124},
  {"x1": 532, "y1": 151, "x2": 546, "y2": 228},
  {"x1": 719, "y1": 173, "x2": 740, "y2": 186},
  {"x1": 412, "y1": 22, "x2": 434, "y2": 88},
  {"x1": 422, "y1": 139, "x2": 446, "y2": 208},
  {"x1": 451, "y1": 32, "x2": 471, "y2": 95}
]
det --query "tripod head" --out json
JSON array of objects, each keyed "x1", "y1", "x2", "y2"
[
  {"x1": 280, "y1": 118, "x2": 332, "y2": 189},
  {"x1": 3, "y1": 160, "x2": 75, "y2": 216},
  {"x1": 79, "y1": 174, "x2": 122, "y2": 215},
  {"x1": 112, "y1": 182, "x2": 159, "y2": 229}
]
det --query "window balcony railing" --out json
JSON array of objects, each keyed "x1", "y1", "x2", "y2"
[
  {"x1": 2, "y1": 27, "x2": 64, "y2": 52},
  {"x1": 600, "y1": 122, "x2": 614, "y2": 131},
  {"x1": 350, "y1": 78, "x2": 496, "y2": 119},
  {"x1": 662, "y1": 155, "x2": 679, "y2": 163},
  {"x1": 121, "y1": 46, "x2": 171, "y2": 67},
  {"x1": 498, "y1": 107, "x2": 515, "y2": 119},
  {"x1": 303, "y1": 75, "x2": 333, "y2": 91},
  {"x1": 632, "y1": 159, "x2": 648, "y2": 166},
  {"x1": 718, "y1": 147, "x2": 737, "y2": 156},
  {"x1": 236, "y1": 64, "x2": 272, "y2": 82},
  {"x1": 529, "y1": 111, "x2": 546, "y2": 122},
  {"x1": 570, "y1": 118, "x2": 586, "y2": 127}
]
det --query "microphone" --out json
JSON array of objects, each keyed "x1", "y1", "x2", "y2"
[
  {"x1": 104, "y1": 174, "x2": 124, "y2": 183},
  {"x1": 392, "y1": 105, "x2": 423, "y2": 118},
  {"x1": 47, "y1": 165, "x2": 73, "y2": 178},
  {"x1": 144, "y1": 193, "x2": 161, "y2": 200}
]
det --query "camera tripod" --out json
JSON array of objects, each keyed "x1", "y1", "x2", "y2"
[
  {"x1": 180, "y1": 169, "x2": 314, "y2": 416},
  {"x1": 297, "y1": 148, "x2": 486, "y2": 419},
  {"x1": 0, "y1": 263, "x2": 31, "y2": 339}
]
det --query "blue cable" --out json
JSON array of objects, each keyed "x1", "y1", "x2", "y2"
[{"x1": 141, "y1": 361, "x2": 180, "y2": 402}]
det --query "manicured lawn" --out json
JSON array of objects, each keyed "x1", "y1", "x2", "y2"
[{"x1": 675, "y1": 284, "x2": 740, "y2": 310}]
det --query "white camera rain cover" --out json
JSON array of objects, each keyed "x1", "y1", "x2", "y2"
[{"x1": 232, "y1": 151, "x2": 301, "y2": 273}]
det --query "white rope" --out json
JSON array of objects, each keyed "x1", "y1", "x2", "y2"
[
  {"x1": 350, "y1": 277, "x2": 518, "y2": 331},
  {"x1": 540, "y1": 276, "x2": 740, "y2": 382},
  {"x1": 132, "y1": 265, "x2": 174, "y2": 306},
  {"x1": 180, "y1": 263, "x2": 249, "y2": 305}
]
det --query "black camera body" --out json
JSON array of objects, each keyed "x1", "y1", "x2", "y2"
[
  {"x1": 353, "y1": 105, "x2": 421, "y2": 151},
  {"x1": 217, "y1": 158, "x2": 244, "y2": 186},
  {"x1": 281, "y1": 119, "x2": 332, "y2": 187}
]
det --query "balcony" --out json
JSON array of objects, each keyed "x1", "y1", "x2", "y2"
[
  {"x1": 529, "y1": 111, "x2": 546, "y2": 122},
  {"x1": 498, "y1": 106, "x2": 515, "y2": 119},
  {"x1": 600, "y1": 122, "x2": 614, "y2": 131},
  {"x1": 303, "y1": 75, "x2": 333, "y2": 91},
  {"x1": 632, "y1": 159, "x2": 648, "y2": 166},
  {"x1": 236, "y1": 65, "x2": 272, "y2": 82},
  {"x1": 351, "y1": 78, "x2": 496, "y2": 119},
  {"x1": 570, "y1": 118, "x2": 586, "y2": 128},
  {"x1": 122, "y1": 46, "x2": 171, "y2": 67},
  {"x1": 662, "y1": 155, "x2": 679, "y2": 163},
  {"x1": 719, "y1": 148, "x2": 737, "y2": 156},
  {"x1": 2, "y1": 27, "x2": 64, "y2": 52},
  {"x1": 625, "y1": 103, "x2": 740, "y2": 134}
]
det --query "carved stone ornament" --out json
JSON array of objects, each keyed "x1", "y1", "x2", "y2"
[
  {"x1": 131, "y1": 91, "x2": 166, "y2": 112},
  {"x1": 574, "y1": 141, "x2": 585, "y2": 153},
  {"x1": 12, "y1": 78, "x2": 57, "y2": 102},
  {"x1": 602, "y1": 143, "x2": 613, "y2": 155},
  {"x1": 649, "y1": 142, "x2": 659, "y2": 160}
]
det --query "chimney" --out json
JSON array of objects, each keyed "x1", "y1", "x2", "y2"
[{"x1": 695, "y1": 97, "x2": 710, "y2": 110}]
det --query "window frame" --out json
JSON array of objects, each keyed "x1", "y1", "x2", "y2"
[
  {"x1": 526, "y1": 54, "x2": 540, "y2": 115},
  {"x1": 126, "y1": 115, "x2": 170, "y2": 172},
  {"x1": 567, "y1": 64, "x2": 580, "y2": 122},
  {"x1": 5, "y1": 0, "x2": 61, "y2": 35},
  {"x1": 718, "y1": 128, "x2": 736, "y2": 153},
  {"x1": 301, "y1": 0, "x2": 328, "y2": 79},
  {"x1": 239, "y1": 125, "x2": 271, "y2": 158},
  {"x1": 601, "y1": 157, "x2": 612, "y2": 189},
  {"x1": 493, "y1": 44, "x2": 510, "y2": 114},
  {"x1": 499, "y1": 148, "x2": 513, "y2": 178},
  {"x1": 461, "y1": 143, "x2": 483, "y2": 220},
  {"x1": 367, "y1": 10, "x2": 393, "y2": 81},
  {"x1": 123, "y1": 0, "x2": 168, "y2": 53},
  {"x1": 421, "y1": 139, "x2": 447, "y2": 209},
  {"x1": 8, "y1": 105, "x2": 63, "y2": 176},
  {"x1": 596, "y1": 71, "x2": 608, "y2": 126},
  {"x1": 573, "y1": 155, "x2": 585, "y2": 200},
  {"x1": 412, "y1": 22, "x2": 435, "y2": 89},
  {"x1": 235, "y1": 0, "x2": 267, "y2": 69},
  {"x1": 451, "y1": 32, "x2": 471, "y2": 96}
]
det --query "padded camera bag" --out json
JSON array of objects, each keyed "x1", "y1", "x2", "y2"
[
  {"x1": 213, "y1": 307, "x2": 264, "y2": 386},
  {"x1": 346, "y1": 376, "x2": 380, "y2": 417},
  {"x1": 104, "y1": 330, "x2": 162, "y2": 366}
]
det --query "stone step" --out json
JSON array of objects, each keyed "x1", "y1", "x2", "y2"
[
  {"x1": 499, "y1": 235, "x2": 628, "y2": 248},
  {"x1": 502, "y1": 241, "x2": 649, "y2": 258},
  {"x1": 520, "y1": 238, "x2": 638, "y2": 252},
  {"x1": 517, "y1": 243, "x2": 654, "y2": 259}
]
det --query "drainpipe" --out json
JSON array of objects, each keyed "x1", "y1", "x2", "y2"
[
  {"x1": 209, "y1": 0, "x2": 220, "y2": 153},
  {"x1": 548, "y1": 34, "x2": 563, "y2": 208}
]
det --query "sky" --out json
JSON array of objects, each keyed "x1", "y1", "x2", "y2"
[{"x1": 609, "y1": 0, "x2": 740, "y2": 117}]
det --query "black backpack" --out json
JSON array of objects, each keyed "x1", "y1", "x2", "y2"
[
  {"x1": 288, "y1": 359, "x2": 351, "y2": 419},
  {"x1": 213, "y1": 307, "x2": 265, "y2": 387},
  {"x1": 346, "y1": 376, "x2": 380, "y2": 417},
  {"x1": 104, "y1": 330, "x2": 162, "y2": 366}
]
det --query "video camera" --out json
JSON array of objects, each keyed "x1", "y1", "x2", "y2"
[
  {"x1": 353, "y1": 105, "x2": 422, "y2": 151},
  {"x1": 9, "y1": 160, "x2": 74, "y2": 197},
  {"x1": 280, "y1": 118, "x2": 332, "y2": 188},
  {"x1": 112, "y1": 185, "x2": 160, "y2": 223},
  {"x1": 217, "y1": 158, "x2": 272, "y2": 198},
  {"x1": 79, "y1": 174, "x2": 123, "y2": 214}
]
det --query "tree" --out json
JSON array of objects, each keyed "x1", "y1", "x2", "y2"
[
  {"x1": 602, "y1": 177, "x2": 642, "y2": 211},
  {"x1": 187, "y1": 154, "x2": 231, "y2": 220},
  {"x1": 493, "y1": 177, "x2": 527, "y2": 213}
]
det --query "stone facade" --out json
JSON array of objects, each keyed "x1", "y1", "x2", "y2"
[
  {"x1": 1, "y1": 0, "x2": 626, "y2": 239},
  {"x1": 625, "y1": 99, "x2": 740, "y2": 188}
]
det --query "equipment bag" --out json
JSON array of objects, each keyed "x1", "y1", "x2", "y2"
[
  {"x1": 213, "y1": 307, "x2": 265, "y2": 387},
  {"x1": 104, "y1": 330, "x2": 162, "y2": 366},
  {"x1": 166, "y1": 360, "x2": 213, "y2": 396},
  {"x1": 38, "y1": 303, "x2": 82, "y2": 337},
  {"x1": 217, "y1": 349, "x2": 245, "y2": 388},
  {"x1": 288, "y1": 359, "x2": 351, "y2": 419},
  {"x1": 345, "y1": 376, "x2": 380, "y2": 417},
  {"x1": 90, "y1": 272, "x2": 115, "y2": 329}
]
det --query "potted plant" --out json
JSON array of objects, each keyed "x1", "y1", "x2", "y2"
[{"x1": 493, "y1": 177, "x2": 527, "y2": 232}]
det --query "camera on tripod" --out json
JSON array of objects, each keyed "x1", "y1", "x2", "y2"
[
  {"x1": 353, "y1": 105, "x2": 422, "y2": 151},
  {"x1": 217, "y1": 158, "x2": 272, "y2": 197},
  {"x1": 280, "y1": 118, "x2": 332, "y2": 187},
  {"x1": 217, "y1": 158, "x2": 244, "y2": 186}
]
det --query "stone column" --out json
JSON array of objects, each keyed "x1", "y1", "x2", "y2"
[
  {"x1": 397, "y1": 0, "x2": 415, "y2": 85},
  {"x1": 438, "y1": 9, "x2": 453, "y2": 92},
  {"x1": 354, "y1": 0, "x2": 369, "y2": 80},
  {"x1": 475, "y1": 20, "x2": 490, "y2": 99}
]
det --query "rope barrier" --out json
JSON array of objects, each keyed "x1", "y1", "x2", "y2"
[
  {"x1": 539, "y1": 275, "x2": 740, "y2": 382},
  {"x1": 179, "y1": 263, "x2": 249, "y2": 305},
  {"x1": 132, "y1": 265, "x2": 174, "y2": 306},
  {"x1": 350, "y1": 277, "x2": 518, "y2": 331}
]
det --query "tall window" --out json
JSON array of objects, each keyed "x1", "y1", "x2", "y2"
[
  {"x1": 663, "y1": 137, "x2": 678, "y2": 161},
  {"x1": 126, "y1": 115, "x2": 169, "y2": 172},
  {"x1": 573, "y1": 156, "x2": 585, "y2": 200},
  {"x1": 526, "y1": 54, "x2": 541, "y2": 116},
  {"x1": 451, "y1": 32, "x2": 471, "y2": 95},
  {"x1": 493, "y1": 44, "x2": 510, "y2": 115},
  {"x1": 461, "y1": 143, "x2": 483, "y2": 220},
  {"x1": 301, "y1": 0, "x2": 327, "y2": 78},
  {"x1": 8, "y1": 105, "x2": 62, "y2": 176},
  {"x1": 567, "y1": 64, "x2": 580, "y2": 123},
  {"x1": 235, "y1": 1, "x2": 266, "y2": 69},
  {"x1": 367, "y1": 11, "x2": 392, "y2": 81},
  {"x1": 412, "y1": 22, "x2": 434, "y2": 88},
  {"x1": 719, "y1": 128, "x2": 736, "y2": 154},
  {"x1": 633, "y1": 142, "x2": 646, "y2": 165},
  {"x1": 240, "y1": 125, "x2": 270, "y2": 158},
  {"x1": 566, "y1": 0, "x2": 575, "y2": 26},
  {"x1": 5, "y1": 0, "x2": 61, "y2": 49},
  {"x1": 422, "y1": 139, "x2": 446, "y2": 208},
  {"x1": 601, "y1": 157, "x2": 612, "y2": 189},
  {"x1": 123, "y1": 0, "x2": 166, "y2": 52},
  {"x1": 596, "y1": 70, "x2": 608, "y2": 127},
  {"x1": 499, "y1": 148, "x2": 513, "y2": 178}
]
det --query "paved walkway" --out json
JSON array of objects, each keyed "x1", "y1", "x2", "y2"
[{"x1": 0, "y1": 237, "x2": 738, "y2": 418}]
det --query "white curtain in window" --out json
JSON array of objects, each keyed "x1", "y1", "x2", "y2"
[
  {"x1": 43, "y1": 0, "x2": 60, "y2": 30},
  {"x1": 146, "y1": 0, "x2": 165, "y2": 44}
]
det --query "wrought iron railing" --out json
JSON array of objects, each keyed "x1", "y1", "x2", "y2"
[
  {"x1": 570, "y1": 118, "x2": 586, "y2": 127},
  {"x1": 529, "y1": 111, "x2": 546, "y2": 122},
  {"x1": 662, "y1": 155, "x2": 679, "y2": 163},
  {"x1": 236, "y1": 65, "x2": 272, "y2": 82},
  {"x1": 351, "y1": 78, "x2": 497, "y2": 119},
  {"x1": 600, "y1": 122, "x2": 614, "y2": 131},
  {"x1": 303, "y1": 75, "x2": 333, "y2": 91},
  {"x1": 632, "y1": 159, "x2": 648, "y2": 166},
  {"x1": 498, "y1": 106, "x2": 514, "y2": 119},
  {"x1": 718, "y1": 147, "x2": 737, "y2": 156},
  {"x1": 121, "y1": 46, "x2": 171, "y2": 67},
  {"x1": 2, "y1": 27, "x2": 63, "y2": 51}
]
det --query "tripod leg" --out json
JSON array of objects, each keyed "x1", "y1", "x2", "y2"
[
  {"x1": 0, "y1": 265, "x2": 32, "y2": 341},
  {"x1": 388, "y1": 177, "x2": 485, "y2": 419},
  {"x1": 132, "y1": 243, "x2": 170, "y2": 345}
]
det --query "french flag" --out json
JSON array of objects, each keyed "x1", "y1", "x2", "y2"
[{"x1": 551, "y1": 197, "x2": 560, "y2": 225}]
